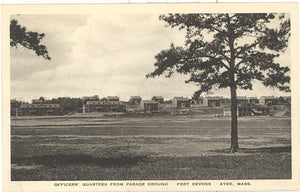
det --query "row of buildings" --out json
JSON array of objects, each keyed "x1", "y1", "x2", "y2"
[
  {"x1": 223, "y1": 103, "x2": 270, "y2": 117},
  {"x1": 11, "y1": 95, "x2": 291, "y2": 116},
  {"x1": 82, "y1": 96, "x2": 190, "y2": 113},
  {"x1": 82, "y1": 96, "x2": 164, "y2": 113},
  {"x1": 11, "y1": 99, "x2": 62, "y2": 116},
  {"x1": 196, "y1": 96, "x2": 291, "y2": 107}
]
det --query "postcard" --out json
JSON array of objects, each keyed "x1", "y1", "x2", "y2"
[{"x1": 2, "y1": 2, "x2": 299, "y2": 192}]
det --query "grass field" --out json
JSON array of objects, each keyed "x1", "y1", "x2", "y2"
[{"x1": 11, "y1": 115, "x2": 291, "y2": 180}]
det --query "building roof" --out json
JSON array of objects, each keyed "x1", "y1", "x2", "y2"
[
  {"x1": 107, "y1": 96, "x2": 119, "y2": 100},
  {"x1": 221, "y1": 98, "x2": 231, "y2": 100},
  {"x1": 86, "y1": 100, "x2": 121, "y2": 105},
  {"x1": 87, "y1": 101, "x2": 103, "y2": 105},
  {"x1": 142, "y1": 100, "x2": 158, "y2": 104},
  {"x1": 236, "y1": 96, "x2": 247, "y2": 100},
  {"x1": 173, "y1": 97, "x2": 189, "y2": 101},
  {"x1": 248, "y1": 97, "x2": 258, "y2": 99},
  {"x1": 260, "y1": 96, "x2": 275, "y2": 99},
  {"x1": 205, "y1": 96, "x2": 222, "y2": 100},
  {"x1": 130, "y1": 96, "x2": 142, "y2": 100},
  {"x1": 152, "y1": 96, "x2": 164, "y2": 99}
]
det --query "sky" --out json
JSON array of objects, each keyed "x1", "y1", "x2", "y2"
[{"x1": 10, "y1": 14, "x2": 291, "y2": 102}]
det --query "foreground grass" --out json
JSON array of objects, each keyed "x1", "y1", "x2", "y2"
[
  {"x1": 11, "y1": 116, "x2": 291, "y2": 180},
  {"x1": 11, "y1": 146, "x2": 291, "y2": 181}
]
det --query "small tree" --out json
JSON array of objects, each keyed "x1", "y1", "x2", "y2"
[
  {"x1": 10, "y1": 19, "x2": 51, "y2": 60},
  {"x1": 147, "y1": 13, "x2": 290, "y2": 152}
]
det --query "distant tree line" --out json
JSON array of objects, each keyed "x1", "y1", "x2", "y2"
[{"x1": 43, "y1": 97, "x2": 83, "y2": 114}]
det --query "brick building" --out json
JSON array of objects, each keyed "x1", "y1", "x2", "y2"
[
  {"x1": 203, "y1": 97, "x2": 221, "y2": 107},
  {"x1": 248, "y1": 97, "x2": 259, "y2": 104},
  {"x1": 152, "y1": 96, "x2": 164, "y2": 104},
  {"x1": 259, "y1": 96, "x2": 276, "y2": 106},
  {"x1": 224, "y1": 103, "x2": 269, "y2": 117},
  {"x1": 140, "y1": 100, "x2": 158, "y2": 111},
  {"x1": 107, "y1": 96, "x2": 119, "y2": 102},
  {"x1": 193, "y1": 96, "x2": 204, "y2": 104},
  {"x1": 238, "y1": 103, "x2": 270, "y2": 116},
  {"x1": 237, "y1": 103, "x2": 252, "y2": 116},
  {"x1": 220, "y1": 98, "x2": 230, "y2": 107},
  {"x1": 84, "y1": 100, "x2": 126, "y2": 113},
  {"x1": 129, "y1": 96, "x2": 142, "y2": 105},
  {"x1": 19, "y1": 103, "x2": 62, "y2": 116},
  {"x1": 172, "y1": 97, "x2": 190, "y2": 108},
  {"x1": 236, "y1": 96, "x2": 248, "y2": 105}
]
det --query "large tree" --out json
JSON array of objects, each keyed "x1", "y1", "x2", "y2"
[
  {"x1": 147, "y1": 13, "x2": 290, "y2": 152},
  {"x1": 10, "y1": 19, "x2": 51, "y2": 60}
]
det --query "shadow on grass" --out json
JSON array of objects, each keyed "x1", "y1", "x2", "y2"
[
  {"x1": 211, "y1": 146, "x2": 291, "y2": 154},
  {"x1": 12, "y1": 154, "x2": 149, "y2": 168},
  {"x1": 240, "y1": 146, "x2": 291, "y2": 153}
]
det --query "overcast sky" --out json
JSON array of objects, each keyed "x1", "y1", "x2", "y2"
[{"x1": 10, "y1": 14, "x2": 291, "y2": 102}]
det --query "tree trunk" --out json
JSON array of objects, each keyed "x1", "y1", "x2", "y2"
[
  {"x1": 230, "y1": 86, "x2": 239, "y2": 152},
  {"x1": 226, "y1": 16, "x2": 239, "y2": 152}
]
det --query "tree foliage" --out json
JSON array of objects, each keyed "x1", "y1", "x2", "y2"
[
  {"x1": 147, "y1": 13, "x2": 290, "y2": 94},
  {"x1": 45, "y1": 97, "x2": 83, "y2": 114},
  {"x1": 10, "y1": 19, "x2": 51, "y2": 60}
]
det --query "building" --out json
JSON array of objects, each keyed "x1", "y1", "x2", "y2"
[
  {"x1": 270, "y1": 96, "x2": 291, "y2": 105},
  {"x1": 163, "y1": 100, "x2": 173, "y2": 109},
  {"x1": 129, "y1": 96, "x2": 142, "y2": 105},
  {"x1": 19, "y1": 103, "x2": 62, "y2": 116},
  {"x1": 248, "y1": 97, "x2": 259, "y2": 104},
  {"x1": 259, "y1": 96, "x2": 276, "y2": 106},
  {"x1": 107, "y1": 96, "x2": 119, "y2": 102},
  {"x1": 203, "y1": 97, "x2": 221, "y2": 107},
  {"x1": 140, "y1": 100, "x2": 158, "y2": 111},
  {"x1": 193, "y1": 96, "x2": 204, "y2": 104},
  {"x1": 238, "y1": 103, "x2": 270, "y2": 116},
  {"x1": 172, "y1": 97, "x2": 190, "y2": 108},
  {"x1": 84, "y1": 100, "x2": 126, "y2": 113},
  {"x1": 152, "y1": 96, "x2": 164, "y2": 104},
  {"x1": 100, "y1": 97, "x2": 108, "y2": 101},
  {"x1": 220, "y1": 98, "x2": 230, "y2": 107},
  {"x1": 224, "y1": 103, "x2": 270, "y2": 117},
  {"x1": 236, "y1": 96, "x2": 248, "y2": 105},
  {"x1": 237, "y1": 103, "x2": 253, "y2": 116}
]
